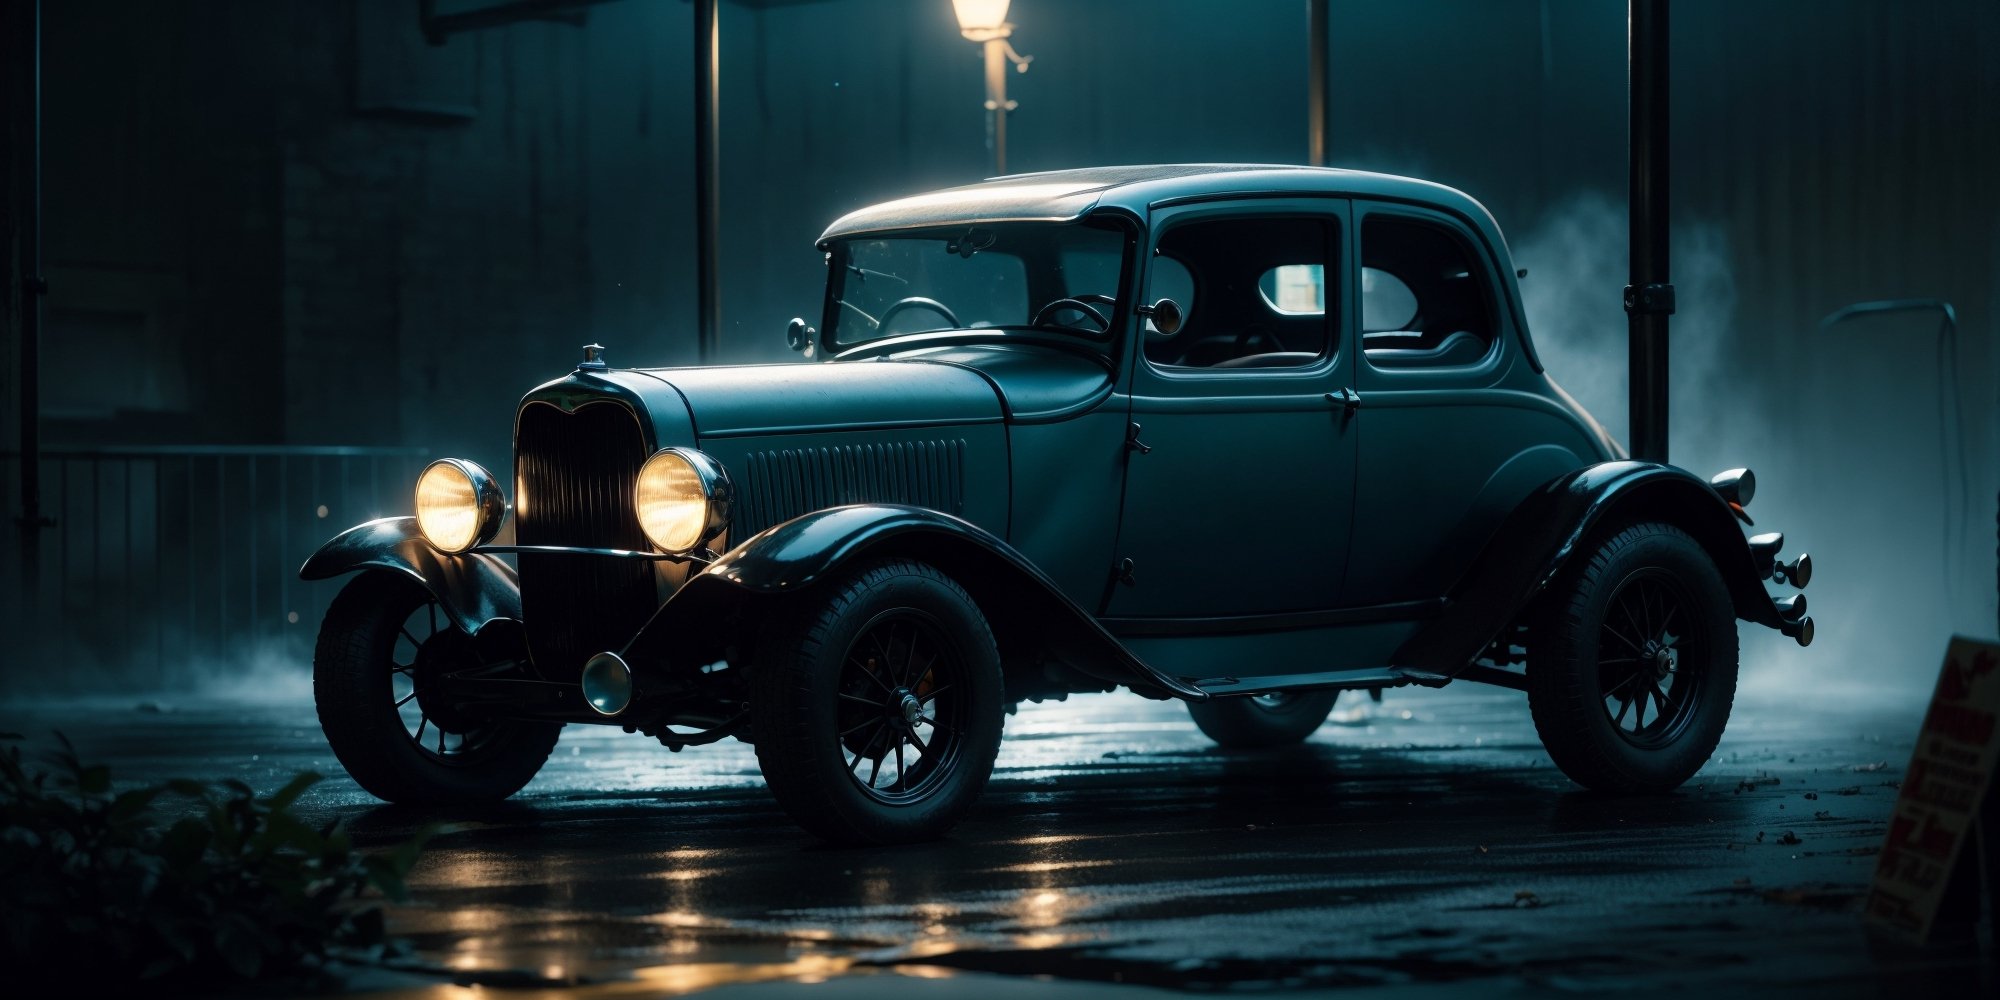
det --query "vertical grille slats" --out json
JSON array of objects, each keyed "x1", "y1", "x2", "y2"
[
  {"x1": 515, "y1": 402, "x2": 656, "y2": 681},
  {"x1": 734, "y1": 439, "x2": 967, "y2": 539}
]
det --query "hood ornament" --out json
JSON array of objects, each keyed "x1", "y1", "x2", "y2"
[{"x1": 579, "y1": 343, "x2": 607, "y2": 371}]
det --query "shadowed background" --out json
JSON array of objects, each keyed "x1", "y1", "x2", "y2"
[{"x1": 1, "y1": 0, "x2": 1996, "y2": 695}]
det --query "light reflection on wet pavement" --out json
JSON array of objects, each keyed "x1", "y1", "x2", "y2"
[{"x1": 8, "y1": 682, "x2": 1994, "y2": 997}]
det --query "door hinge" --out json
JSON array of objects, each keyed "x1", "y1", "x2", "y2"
[{"x1": 1125, "y1": 421, "x2": 1152, "y2": 454}]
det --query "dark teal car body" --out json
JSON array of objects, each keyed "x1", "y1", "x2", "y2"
[{"x1": 303, "y1": 166, "x2": 1813, "y2": 842}]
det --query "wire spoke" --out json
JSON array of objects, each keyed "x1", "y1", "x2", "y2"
[
  {"x1": 907, "y1": 727, "x2": 928, "y2": 754},
  {"x1": 839, "y1": 715, "x2": 881, "y2": 737},
  {"x1": 838, "y1": 691, "x2": 884, "y2": 707},
  {"x1": 414, "y1": 715, "x2": 429, "y2": 744},
  {"x1": 1613, "y1": 692, "x2": 1634, "y2": 727},
  {"x1": 850, "y1": 656, "x2": 895, "y2": 694},
  {"x1": 396, "y1": 690, "x2": 419, "y2": 708},
  {"x1": 1602, "y1": 623, "x2": 1646, "y2": 656},
  {"x1": 895, "y1": 739, "x2": 907, "y2": 789}
]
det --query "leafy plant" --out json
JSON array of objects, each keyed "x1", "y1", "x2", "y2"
[{"x1": 0, "y1": 733, "x2": 429, "y2": 985}]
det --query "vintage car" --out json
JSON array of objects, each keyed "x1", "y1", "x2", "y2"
[{"x1": 302, "y1": 165, "x2": 1814, "y2": 844}]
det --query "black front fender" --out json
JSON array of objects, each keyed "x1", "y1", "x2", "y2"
[
  {"x1": 299, "y1": 517, "x2": 521, "y2": 635},
  {"x1": 1394, "y1": 461, "x2": 1793, "y2": 678},
  {"x1": 623, "y1": 504, "x2": 1206, "y2": 701}
]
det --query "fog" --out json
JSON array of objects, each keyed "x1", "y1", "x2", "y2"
[{"x1": 1513, "y1": 193, "x2": 1995, "y2": 705}]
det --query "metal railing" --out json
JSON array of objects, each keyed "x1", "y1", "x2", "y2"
[{"x1": 2, "y1": 446, "x2": 429, "y2": 690}]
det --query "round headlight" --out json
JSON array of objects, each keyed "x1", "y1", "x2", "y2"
[
  {"x1": 414, "y1": 459, "x2": 506, "y2": 554},
  {"x1": 635, "y1": 448, "x2": 733, "y2": 554}
]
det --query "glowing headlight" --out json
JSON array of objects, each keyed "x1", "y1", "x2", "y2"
[
  {"x1": 414, "y1": 458, "x2": 506, "y2": 554},
  {"x1": 635, "y1": 448, "x2": 733, "y2": 554}
]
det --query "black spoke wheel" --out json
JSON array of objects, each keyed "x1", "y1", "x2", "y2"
[
  {"x1": 835, "y1": 609, "x2": 969, "y2": 804},
  {"x1": 315, "y1": 571, "x2": 561, "y2": 804},
  {"x1": 1528, "y1": 522, "x2": 1738, "y2": 794},
  {"x1": 751, "y1": 559, "x2": 1004, "y2": 845},
  {"x1": 1188, "y1": 689, "x2": 1340, "y2": 749}
]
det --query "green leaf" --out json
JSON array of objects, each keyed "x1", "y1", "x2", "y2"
[
  {"x1": 361, "y1": 855, "x2": 410, "y2": 902},
  {"x1": 164, "y1": 779, "x2": 207, "y2": 799},
  {"x1": 214, "y1": 919, "x2": 265, "y2": 979},
  {"x1": 108, "y1": 787, "x2": 163, "y2": 825},
  {"x1": 263, "y1": 771, "x2": 321, "y2": 813},
  {"x1": 76, "y1": 765, "x2": 111, "y2": 795}
]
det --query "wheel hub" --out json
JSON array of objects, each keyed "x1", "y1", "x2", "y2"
[{"x1": 896, "y1": 690, "x2": 924, "y2": 731}]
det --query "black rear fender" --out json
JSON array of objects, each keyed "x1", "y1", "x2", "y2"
[{"x1": 1394, "y1": 461, "x2": 1794, "y2": 678}]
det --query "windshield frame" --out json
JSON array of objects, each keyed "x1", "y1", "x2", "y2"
[{"x1": 817, "y1": 213, "x2": 1139, "y2": 358}]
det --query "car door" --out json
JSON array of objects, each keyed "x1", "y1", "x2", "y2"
[
  {"x1": 1342, "y1": 201, "x2": 1580, "y2": 606},
  {"x1": 1106, "y1": 198, "x2": 1357, "y2": 619}
]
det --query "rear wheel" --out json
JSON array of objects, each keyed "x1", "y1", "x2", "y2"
[
  {"x1": 1188, "y1": 690, "x2": 1339, "y2": 748},
  {"x1": 314, "y1": 571, "x2": 561, "y2": 804},
  {"x1": 750, "y1": 559, "x2": 1004, "y2": 845},
  {"x1": 1527, "y1": 522, "x2": 1738, "y2": 793}
]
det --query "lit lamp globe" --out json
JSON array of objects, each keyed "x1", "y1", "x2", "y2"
[{"x1": 953, "y1": 0, "x2": 1012, "y2": 40}]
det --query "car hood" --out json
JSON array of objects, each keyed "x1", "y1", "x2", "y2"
[
  {"x1": 631, "y1": 360, "x2": 1003, "y2": 437},
  {"x1": 883, "y1": 342, "x2": 1116, "y2": 422}
]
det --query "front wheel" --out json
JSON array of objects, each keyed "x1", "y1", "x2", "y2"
[
  {"x1": 1188, "y1": 691, "x2": 1339, "y2": 748},
  {"x1": 314, "y1": 571, "x2": 561, "y2": 804},
  {"x1": 1527, "y1": 522, "x2": 1738, "y2": 793},
  {"x1": 749, "y1": 559, "x2": 1005, "y2": 845}
]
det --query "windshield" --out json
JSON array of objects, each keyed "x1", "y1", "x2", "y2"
[{"x1": 826, "y1": 219, "x2": 1129, "y2": 348}]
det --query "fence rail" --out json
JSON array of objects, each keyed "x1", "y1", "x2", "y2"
[{"x1": 2, "y1": 446, "x2": 430, "y2": 689}]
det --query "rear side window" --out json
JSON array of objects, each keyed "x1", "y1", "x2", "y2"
[{"x1": 1361, "y1": 217, "x2": 1495, "y2": 369}]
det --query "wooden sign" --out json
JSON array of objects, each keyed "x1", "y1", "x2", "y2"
[{"x1": 1865, "y1": 635, "x2": 2000, "y2": 942}]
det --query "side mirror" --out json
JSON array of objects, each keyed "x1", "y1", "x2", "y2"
[
  {"x1": 1137, "y1": 297, "x2": 1183, "y2": 336},
  {"x1": 785, "y1": 317, "x2": 818, "y2": 358}
]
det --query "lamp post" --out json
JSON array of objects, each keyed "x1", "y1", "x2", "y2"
[{"x1": 952, "y1": 0, "x2": 1031, "y2": 175}]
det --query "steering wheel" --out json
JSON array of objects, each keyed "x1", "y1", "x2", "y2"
[
  {"x1": 1030, "y1": 296, "x2": 1111, "y2": 332},
  {"x1": 878, "y1": 296, "x2": 960, "y2": 331}
]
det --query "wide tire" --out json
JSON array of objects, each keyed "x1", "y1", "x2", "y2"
[
  {"x1": 314, "y1": 570, "x2": 561, "y2": 804},
  {"x1": 749, "y1": 559, "x2": 1004, "y2": 845},
  {"x1": 1188, "y1": 691, "x2": 1339, "y2": 749},
  {"x1": 1527, "y1": 522, "x2": 1738, "y2": 793}
]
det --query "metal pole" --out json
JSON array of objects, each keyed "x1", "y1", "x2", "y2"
[
  {"x1": 694, "y1": 0, "x2": 721, "y2": 362},
  {"x1": 983, "y1": 39, "x2": 1009, "y2": 175},
  {"x1": 1624, "y1": 0, "x2": 1673, "y2": 464},
  {"x1": 1307, "y1": 0, "x2": 1329, "y2": 166},
  {"x1": 17, "y1": 0, "x2": 48, "y2": 644}
]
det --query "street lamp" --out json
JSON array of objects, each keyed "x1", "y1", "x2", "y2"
[{"x1": 952, "y1": 0, "x2": 1031, "y2": 175}]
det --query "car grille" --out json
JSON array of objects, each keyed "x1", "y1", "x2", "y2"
[
  {"x1": 514, "y1": 401, "x2": 657, "y2": 682},
  {"x1": 733, "y1": 439, "x2": 967, "y2": 539}
]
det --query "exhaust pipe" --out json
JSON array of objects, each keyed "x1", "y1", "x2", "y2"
[{"x1": 582, "y1": 651, "x2": 636, "y2": 717}]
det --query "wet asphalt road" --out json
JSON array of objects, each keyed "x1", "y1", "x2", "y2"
[{"x1": 7, "y1": 679, "x2": 1995, "y2": 998}]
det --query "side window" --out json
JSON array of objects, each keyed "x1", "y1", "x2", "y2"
[
  {"x1": 1361, "y1": 216, "x2": 1496, "y2": 369},
  {"x1": 1145, "y1": 216, "x2": 1335, "y2": 369}
]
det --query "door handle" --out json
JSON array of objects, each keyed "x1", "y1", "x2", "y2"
[{"x1": 1326, "y1": 387, "x2": 1361, "y2": 413}]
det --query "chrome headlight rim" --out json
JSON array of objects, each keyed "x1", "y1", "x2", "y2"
[
  {"x1": 414, "y1": 457, "x2": 507, "y2": 555},
  {"x1": 636, "y1": 447, "x2": 734, "y2": 555}
]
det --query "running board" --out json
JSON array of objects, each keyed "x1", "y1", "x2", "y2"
[{"x1": 1185, "y1": 668, "x2": 1407, "y2": 698}]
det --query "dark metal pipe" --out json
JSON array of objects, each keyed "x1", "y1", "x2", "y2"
[
  {"x1": 694, "y1": 0, "x2": 721, "y2": 363},
  {"x1": 17, "y1": 0, "x2": 48, "y2": 625},
  {"x1": 1624, "y1": 0, "x2": 1672, "y2": 463},
  {"x1": 1307, "y1": 0, "x2": 1329, "y2": 166}
]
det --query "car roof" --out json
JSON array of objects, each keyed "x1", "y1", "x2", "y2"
[{"x1": 816, "y1": 163, "x2": 1499, "y2": 244}]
